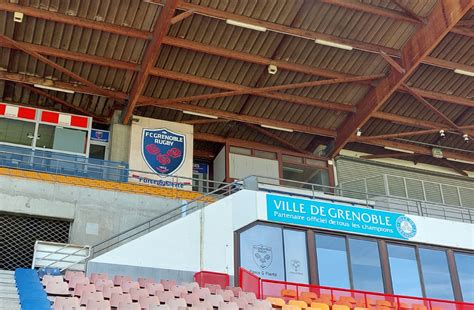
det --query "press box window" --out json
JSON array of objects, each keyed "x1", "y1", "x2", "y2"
[
  {"x1": 0, "y1": 118, "x2": 36, "y2": 147},
  {"x1": 37, "y1": 124, "x2": 88, "y2": 154}
]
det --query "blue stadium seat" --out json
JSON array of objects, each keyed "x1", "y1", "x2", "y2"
[
  {"x1": 37, "y1": 267, "x2": 61, "y2": 278},
  {"x1": 15, "y1": 268, "x2": 51, "y2": 310},
  {"x1": 20, "y1": 298, "x2": 51, "y2": 310}
]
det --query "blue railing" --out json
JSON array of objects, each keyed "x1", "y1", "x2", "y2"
[{"x1": 0, "y1": 144, "x2": 129, "y2": 182}]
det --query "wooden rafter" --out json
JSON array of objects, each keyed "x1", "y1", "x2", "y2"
[
  {"x1": 0, "y1": 3, "x2": 471, "y2": 75},
  {"x1": 441, "y1": 158, "x2": 469, "y2": 177},
  {"x1": 360, "y1": 153, "x2": 418, "y2": 160},
  {"x1": 170, "y1": 10, "x2": 194, "y2": 24},
  {"x1": 328, "y1": 0, "x2": 472, "y2": 158},
  {"x1": 392, "y1": 0, "x2": 425, "y2": 23},
  {"x1": 122, "y1": 0, "x2": 179, "y2": 124},
  {"x1": 355, "y1": 126, "x2": 474, "y2": 141},
  {"x1": 181, "y1": 119, "x2": 229, "y2": 125},
  {"x1": 139, "y1": 74, "x2": 384, "y2": 111}
]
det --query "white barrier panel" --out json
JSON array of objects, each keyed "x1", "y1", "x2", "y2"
[{"x1": 33, "y1": 241, "x2": 91, "y2": 271}]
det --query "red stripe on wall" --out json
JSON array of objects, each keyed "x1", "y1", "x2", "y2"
[
  {"x1": 41, "y1": 111, "x2": 59, "y2": 124},
  {"x1": 0, "y1": 104, "x2": 5, "y2": 116},
  {"x1": 70, "y1": 115, "x2": 89, "y2": 128},
  {"x1": 17, "y1": 107, "x2": 36, "y2": 120}
]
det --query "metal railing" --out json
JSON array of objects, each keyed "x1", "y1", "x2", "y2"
[
  {"x1": 90, "y1": 181, "x2": 243, "y2": 258},
  {"x1": 32, "y1": 241, "x2": 90, "y2": 272},
  {"x1": 251, "y1": 176, "x2": 474, "y2": 224}
]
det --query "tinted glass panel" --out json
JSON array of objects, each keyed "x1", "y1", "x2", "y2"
[
  {"x1": 240, "y1": 225, "x2": 284, "y2": 281},
  {"x1": 0, "y1": 118, "x2": 35, "y2": 147},
  {"x1": 349, "y1": 238, "x2": 384, "y2": 292},
  {"x1": 315, "y1": 234, "x2": 350, "y2": 289},
  {"x1": 37, "y1": 124, "x2": 87, "y2": 154},
  {"x1": 388, "y1": 244, "x2": 422, "y2": 297},
  {"x1": 419, "y1": 248, "x2": 454, "y2": 300},
  {"x1": 455, "y1": 252, "x2": 474, "y2": 302},
  {"x1": 283, "y1": 229, "x2": 309, "y2": 283}
]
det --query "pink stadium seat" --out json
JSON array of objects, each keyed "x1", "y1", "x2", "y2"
[
  {"x1": 146, "y1": 283, "x2": 165, "y2": 295},
  {"x1": 118, "y1": 301, "x2": 141, "y2": 310},
  {"x1": 205, "y1": 283, "x2": 221, "y2": 294},
  {"x1": 252, "y1": 300, "x2": 273, "y2": 310},
  {"x1": 182, "y1": 292, "x2": 200, "y2": 305},
  {"x1": 160, "y1": 279, "x2": 177, "y2": 290},
  {"x1": 227, "y1": 287, "x2": 243, "y2": 297},
  {"x1": 69, "y1": 276, "x2": 90, "y2": 290},
  {"x1": 170, "y1": 285, "x2": 188, "y2": 297},
  {"x1": 216, "y1": 289, "x2": 234, "y2": 301},
  {"x1": 230, "y1": 296, "x2": 249, "y2": 308},
  {"x1": 139, "y1": 277, "x2": 156, "y2": 288},
  {"x1": 73, "y1": 283, "x2": 96, "y2": 297},
  {"x1": 95, "y1": 279, "x2": 114, "y2": 292},
  {"x1": 184, "y1": 282, "x2": 200, "y2": 292},
  {"x1": 90, "y1": 273, "x2": 108, "y2": 284},
  {"x1": 139, "y1": 296, "x2": 161, "y2": 310},
  {"x1": 46, "y1": 281, "x2": 70, "y2": 296},
  {"x1": 239, "y1": 292, "x2": 257, "y2": 304},
  {"x1": 85, "y1": 300, "x2": 111, "y2": 310},
  {"x1": 220, "y1": 302, "x2": 239, "y2": 310},
  {"x1": 114, "y1": 275, "x2": 132, "y2": 286},
  {"x1": 53, "y1": 296, "x2": 80, "y2": 310},
  {"x1": 121, "y1": 280, "x2": 140, "y2": 293},
  {"x1": 149, "y1": 305, "x2": 170, "y2": 310},
  {"x1": 193, "y1": 287, "x2": 211, "y2": 299},
  {"x1": 110, "y1": 292, "x2": 133, "y2": 308},
  {"x1": 129, "y1": 287, "x2": 149, "y2": 301},
  {"x1": 204, "y1": 294, "x2": 224, "y2": 307},
  {"x1": 156, "y1": 290, "x2": 175, "y2": 303},
  {"x1": 65, "y1": 271, "x2": 85, "y2": 282},
  {"x1": 167, "y1": 297, "x2": 187, "y2": 310},
  {"x1": 79, "y1": 291, "x2": 104, "y2": 306},
  {"x1": 192, "y1": 300, "x2": 213, "y2": 310},
  {"x1": 103, "y1": 285, "x2": 123, "y2": 299},
  {"x1": 42, "y1": 275, "x2": 64, "y2": 286}
]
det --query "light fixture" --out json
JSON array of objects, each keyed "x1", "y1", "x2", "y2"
[
  {"x1": 183, "y1": 111, "x2": 218, "y2": 119},
  {"x1": 261, "y1": 124, "x2": 294, "y2": 132},
  {"x1": 13, "y1": 12, "x2": 23, "y2": 23},
  {"x1": 225, "y1": 19, "x2": 267, "y2": 32},
  {"x1": 315, "y1": 39, "x2": 353, "y2": 50},
  {"x1": 34, "y1": 84, "x2": 75, "y2": 94},
  {"x1": 453, "y1": 69, "x2": 474, "y2": 77},
  {"x1": 463, "y1": 134, "x2": 469, "y2": 143},
  {"x1": 356, "y1": 128, "x2": 362, "y2": 137},
  {"x1": 268, "y1": 64, "x2": 278, "y2": 75},
  {"x1": 384, "y1": 146, "x2": 414, "y2": 154},
  {"x1": 439, "y1": 130, "x2": 445, "y2": 138}
]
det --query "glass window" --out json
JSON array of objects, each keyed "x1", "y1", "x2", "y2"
[
  {"x1": 419, "y1": 248, "x2": 454, "y2": 300},
  {"x1": 454, "y1": 252, "x2": 474, "y2": 302},
  {"x1": 282, "y1": 163, "x2": 329, "y2": 191},
  {"x1": 230, "y1": 146, "x2": 251, "y2": 156},
  {"x1": 387, "y1": 244, "x2": 423, "y2": 297},
  {"x1": 254, "y1": 150, "x2": 277, "y2": 160},
  {"x1": 37, "y1": 124, "x2": 87, "y2": 154},
  {"x1": 305, "y1": 159, "x2": 326, "y2": 168},
  {"x1": 240, "y1": 225, "x2": 285, "y2": 281},
  {"x1": 349, "y1": 238, "x2": 384, "y2": 293},
  {"x1": 0, "y1": 118, "x2": 35, "y2": 147},
  {"x1": 282, "y1": 155, "x2": 303, "y2": 164},
  {"x1": 283, "y1": 229, "x2": 309, "y2": 283},
  {"x1": 315, "y1": 234, "x2": 350, "y2": 289}
]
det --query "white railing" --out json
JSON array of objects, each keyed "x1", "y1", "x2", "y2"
[{"x1": 32, "y1": 241, "x2": 91, "y2": 272}]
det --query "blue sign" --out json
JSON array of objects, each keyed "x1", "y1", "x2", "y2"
[
  {"x1": 91, "y1": 129, "x2": 109, "y2": 142},
  {"x1": 266, "y1": 194, "x2": 417, "y2": 240},
  {"x1": 142, "y1": 128, "x2": 186, "y2": 175},
  {"x1": 193, "y1": 162, "x2": 209, "y2": 174}
]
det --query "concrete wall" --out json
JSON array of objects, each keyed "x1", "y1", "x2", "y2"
[
  {"x1": 213, "y1": 147, "x2": 226, "y2": 182},
  {"x1": 109, "y1": 123, "x2": 131, "y2": 163},
  {"x1": 0, "y1": 174, "x2": 188, "y2": 245}
]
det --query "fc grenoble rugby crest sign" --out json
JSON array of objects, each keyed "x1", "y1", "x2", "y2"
[{"x1": 142, "y1": 128, "x2": 186, "y2": 175}]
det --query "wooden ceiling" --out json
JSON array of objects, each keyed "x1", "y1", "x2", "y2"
[{"x1": 0, "y1": 0, "x2": 472, "y2": 174}]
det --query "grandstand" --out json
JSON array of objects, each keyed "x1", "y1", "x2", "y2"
[{"x1": 0, "y1": 0, "x2": 473, "y2": 310}]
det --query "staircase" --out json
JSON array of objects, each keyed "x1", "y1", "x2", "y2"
[{"x1": 0, "y1": 270, "x2": 20, "y2": 310}]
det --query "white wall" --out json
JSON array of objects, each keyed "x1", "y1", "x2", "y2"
[
  {"x1": 213, "y1": 147, "x2": 226, "y2": 182},
  {"x1": 230, "y1": 154, "x2": 279, "y2": 184}
]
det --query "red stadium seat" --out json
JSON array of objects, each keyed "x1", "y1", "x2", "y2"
[
  {"x1": 129, "y1": 287, "x2": 149, "y2": 301},
  {"x1": 53, "y1": 296, "x2": 80, "y2": 310},
  {"x1": 79, "y1": 291, "x2": 104, "y2": 306},
  {"x1": 102, "y1": 286, "x2": 123, "y2": 299},
  {"x1": 90, "y1": 273, "x2": 108, "y2": 284},
  {"x1": 73, "y1": 283, "x2": 96, "y2": 297},
  {"x1": 160, "y1": 279, "x2": 177, "y2": 290},
  {"x1": 121, "y1": 280, "x2": 140, "y2": 293},
  {"x1": 139, "y1": 296, "x2": 161, "y2": 310},
  {"x1": 114, "y1": 275, "x2": 132, "y2": 286},
  {"x1": 110, "y1": 292, "x2": 132, "y2": 308},
  {"x1": 85, "y1": 300, "x2": 111, "y2": 310},
  {"x1": 45, "y1": 281, "x2": 70, "y2": 296},
  {"x1": 146, "y1": 282, "x2": 165, "y2": 295}
]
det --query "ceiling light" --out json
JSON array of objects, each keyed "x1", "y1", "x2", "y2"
[
  {"x1": 226, "y1": 19, "x2": 267, "y2": 32},
  {"x1": 315, "y1": 39, "x2": 353, "y2": 50},
  {"x1": 268, "y1": 64, "x2": 278, "y2": 75},
  {"x1": 439, "y1": 130, "x2": 445, "y2": 138},
  {"x1": 453, "y1": 69, "x2": 474, "y2": 77},
  {"x1": 261, "y1": 124, "x2": 294, "y2": 133},
  {"x1": 384, "y1": 146, "x2": 415, "y2": 154},
  {"x1": 183, "y1": 111, "x2": 218, "y2": 119},
  {"x1": 463, "y1": 134, "x2": 469, "y2": 143},
  {"x1": 356, "y1": 128, "x2": 362, "y2": 137},
  {"x1": 34, "y1": 84, "x2": 75, "y2": 94}
]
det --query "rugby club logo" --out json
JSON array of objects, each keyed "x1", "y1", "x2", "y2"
[
  {"x1": 396, "y1": 216, "x2": 417, "y2": 239},
  {"x1": 253, "y1": 245, "x2": 273, "y2": 270},
  {"x1": 142, "y1": 128, "x2": 186, "y2": 175}
]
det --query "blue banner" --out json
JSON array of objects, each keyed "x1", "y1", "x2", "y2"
[
  {"x1": 266, "y1": 194, "x2": 417, "y2": 240},
  {"x1": 91, "y1": 129, "x2": 110, "y2": 142}
]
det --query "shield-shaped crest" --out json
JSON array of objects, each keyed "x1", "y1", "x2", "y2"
[
  {"x1": 253, "y1": 245, "x2": 273, "y2": 269},
  {"x1": 94, "y1": 131, "x2": 103, "y2": 140},
  {"x1": 142, "y1": 128, "x2": 186, "y2": 175}
]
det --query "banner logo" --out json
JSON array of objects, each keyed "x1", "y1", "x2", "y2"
[
  {"x1": 396, "y1": 216, "x2": 417, "y2": 239},
  {"x1": 253, "y1": 245, "x2": 273, "y2": 269},
  {"x1": 142, "y1": 128, "x2": 186, "y2": 175}
]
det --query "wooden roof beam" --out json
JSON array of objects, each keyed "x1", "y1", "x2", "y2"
[
  {"x1": 392, "y1": 0, "x2": 425, "y2": 23},
  {"x1": 122, "y1": 0, "x2": 179, "y2": 124},
  {"x1": 355, "y1": 126, "x2": 474, "y2": 141},
  {"x1": 328, "y1": 0, "x2": 472, "y2": 158},
  {"x1": 170, "y1": 10, "x2": 194, "y2": 24}
]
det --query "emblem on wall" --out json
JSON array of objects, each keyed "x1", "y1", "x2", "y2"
[
  {"x1": 289, "y1": 259, "x2": 302, "y2": 274},
  {"x1": 142, "y1": 128, "x2": 186, "y2": 175},
  {"x1": 253, "y1": 245, "x2": 273, "y2": 269},
  {"x1": 396, "y1": 216, "x2": 417, "y2": 239}
]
